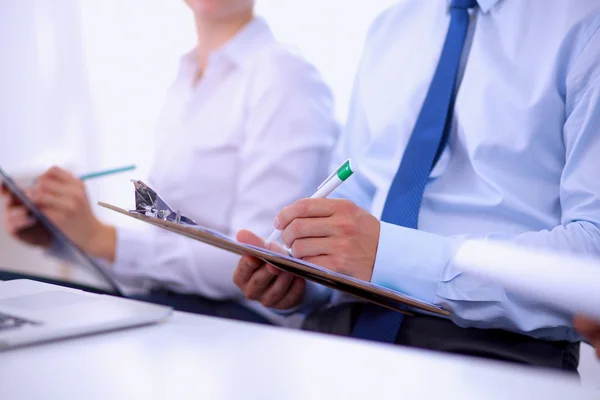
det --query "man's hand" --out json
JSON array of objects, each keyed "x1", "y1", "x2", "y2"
[
  {"x1": 232, "y1": 198, "x2": 379, "y2": 309},
  {"x1": 574, "y1": 316, "x2": 600, "y2": 359},
  {"x1": 1, "y1": 183, "x2": 52, "y2": 247},
  {"x1": 276, "y1": 198, "x2": 380, "y2": 282},
  {"x1": 233, "y1": 230, "x2": 306, "y2": 310}
]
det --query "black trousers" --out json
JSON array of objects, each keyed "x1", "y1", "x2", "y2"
[
  {"x1": 0, "y1": 270, "x2": 273, "y2": 326},
  {"x1": 303, "y1": 303, "x2": 580, "y2": 374}
]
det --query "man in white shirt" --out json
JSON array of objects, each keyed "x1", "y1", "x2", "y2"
[
  {"x1": 231, "y1": 0, "x2": 600, "y2": 372},
  {"x1": 1, "y1": 0, "x2": 338, "y2": 326}
]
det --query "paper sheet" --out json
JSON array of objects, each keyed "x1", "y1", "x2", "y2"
[{"x1": 454, "y1": 240, "x2": 600, "y2": 321}]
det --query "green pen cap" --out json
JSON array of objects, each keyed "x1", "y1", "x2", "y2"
[{"x1": 336, "y1": 159, "x2": 354, "y2": 181}]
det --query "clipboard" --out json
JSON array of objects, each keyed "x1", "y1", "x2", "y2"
[{"x1": 99, "y1": 202, "x2": 451, "y2": 317}]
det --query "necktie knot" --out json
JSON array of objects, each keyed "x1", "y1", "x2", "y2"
[{"x1": 451, "y1": 0, "x2": 477, "y2": 10}]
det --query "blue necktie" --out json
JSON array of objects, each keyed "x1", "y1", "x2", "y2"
[{"x1": 351, "y1": 0, "x2": 477, "y2": 343}]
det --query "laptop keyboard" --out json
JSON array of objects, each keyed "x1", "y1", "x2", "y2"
[{"x1": 0, "y1": 312, "x2": 40, "y2": 332}]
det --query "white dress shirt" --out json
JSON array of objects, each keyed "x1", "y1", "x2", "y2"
[
  {"x1": 304, "y1": 0, "x2": 600, "y2": 340},
  {"x1": 110, "y1": 17, "x2": 338, "y2": 325}
]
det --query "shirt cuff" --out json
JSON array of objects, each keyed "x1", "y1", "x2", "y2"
[
  {"x1": 112, "y1": 226, "x2": 150, "y2": 274},
  {"x1": 371, "y1": 222, "x2": 455, "y2": 304}
]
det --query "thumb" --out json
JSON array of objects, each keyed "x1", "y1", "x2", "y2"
[{"x1": 236, "y1": 229, "x2": 266, "y2": 248}]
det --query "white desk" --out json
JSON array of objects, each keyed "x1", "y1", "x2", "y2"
[{"x1": 0, "y1": 312, "x2": 594, "y2": 400}]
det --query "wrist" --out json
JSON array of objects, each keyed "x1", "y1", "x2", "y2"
[{"x1": 86, "y1": 221, "x2": 117, "y2": 263}]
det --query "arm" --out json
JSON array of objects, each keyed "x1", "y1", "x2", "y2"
[
  {"x1": 372, "y1": 35, "x2": 600, "y2": 340},
  {"x1": 112, "y1": 50, "x2": 339, "y2": 300}
]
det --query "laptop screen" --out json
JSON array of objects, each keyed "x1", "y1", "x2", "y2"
[{"x1": 0, "y1": 167, "x2": 123, "y2": 296}]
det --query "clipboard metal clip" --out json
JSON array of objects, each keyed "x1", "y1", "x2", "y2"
[{"x1": 130, "y1": 180, "x2": 197, "y2": 226}]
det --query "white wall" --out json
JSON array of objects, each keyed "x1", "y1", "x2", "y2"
[{"x1": 0, "y1": 0, "x2": 95, "y2": 175}]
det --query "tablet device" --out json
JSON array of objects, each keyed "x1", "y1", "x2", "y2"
[{"x1": 0, "y1": 167, "x2": 123, "y2": 296}]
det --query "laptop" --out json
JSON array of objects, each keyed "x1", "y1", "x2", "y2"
[
  {"x1": 0, "y1": 167, "x2": 172, "y2": 349},
  {"x1": 0, "y1": 279, "x2": 171, "y2": 350}
]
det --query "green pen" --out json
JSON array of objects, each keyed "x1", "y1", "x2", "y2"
[
  {"x1": 265, "y1": 159, "x2": 356, "y2": 244},
  {"x1": 79, "y1": 165, "x2": 136, "y2": 181}
]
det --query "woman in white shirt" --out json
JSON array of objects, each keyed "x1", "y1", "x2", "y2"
[{"x1": 0, "y1": 0, "x2": 338, "y2": 325}]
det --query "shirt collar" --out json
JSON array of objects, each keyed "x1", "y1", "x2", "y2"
[
  {"x1": 178, "y1": 17, "x2": 274, "y2": 74},
  {"x1": 476, "y1": 0, "x2": 501, "y2": 13},
  {"x1": 218, "y1": 17, "x2": 274, "y2": 67}
]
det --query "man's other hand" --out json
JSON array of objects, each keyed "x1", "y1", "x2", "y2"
[
  {"x1": 233, "y1": 230, "x2": 306, "y2": 310},
  {"x1": 574, "y1": 315, "x2": 600, "y2": 359}
]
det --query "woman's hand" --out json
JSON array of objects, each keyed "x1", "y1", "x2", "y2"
[
  {"x1": 2, "y1": 166, "x2": 116, "y2": 262},
  {"x1": 1, "y1": 184, "x2": 52, "y2": 248}
]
